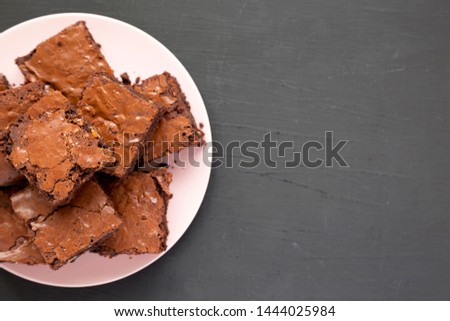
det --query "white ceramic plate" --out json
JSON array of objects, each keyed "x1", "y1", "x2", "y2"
[{"x1": 0, "y1": 13, "x2": 211, "y2": 287}]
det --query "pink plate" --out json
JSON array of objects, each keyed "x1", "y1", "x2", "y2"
[{"x1": 0, "y1": 13, "x2": 211, "y2": 287}]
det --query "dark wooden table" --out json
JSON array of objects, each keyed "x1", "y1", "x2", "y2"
[{"x1": 1, "y1": 0, "x2": 450, "y2": 300}]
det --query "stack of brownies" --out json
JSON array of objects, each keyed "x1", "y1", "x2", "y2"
[{"x1": 0, "y1": 21, "x2": 204, "y2": 269}]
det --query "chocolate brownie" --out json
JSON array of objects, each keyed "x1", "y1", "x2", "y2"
[
  {"x1": 0, "y1": 74, "x2": 10, "y2": 91},
  {"x1": 10, "y1": 186, "x2": 55, "y2": 225},
  {"x1": 7, "y1": 91, "x2": 114, "y2": 206},
  {"x1": 0, "y1": 82, "x2": 46, "y2": 186},
  {"x1": 96, "y1": 168, "x2": 172, "y2": 256},
  {"x1": 32, "y1": 180, "x2": 122, "y2": 269},
  {"x1": 0, "y1": 82, "x2": 46, "y2": 134},
  {"x1": 0, "y1": 156, "x2": 24, "y2": 187},
  {"x1": 15, "y1": 21, "x2": 114, "y2": 104},
  {"x1": 0, "y1": 190, "x2": 44, "y2": 265},
  {"x1": 133, "y1": 72, "x2": 205, "y2": 161},
  {"x1": 78, "y1": 73, "x2": 162, "y2": 177}
]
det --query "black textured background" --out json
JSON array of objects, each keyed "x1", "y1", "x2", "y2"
[{"x1": 1, "y1": 0, "x2": 450, "y2": 300}]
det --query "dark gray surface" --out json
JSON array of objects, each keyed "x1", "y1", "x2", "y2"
[{"x1": 1, "y1": 0, "x2": 450, "y2": 300}]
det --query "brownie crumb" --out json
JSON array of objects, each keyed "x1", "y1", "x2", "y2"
[{"x1": 0, "y1": 190, "x2": 44, "y2": 265}]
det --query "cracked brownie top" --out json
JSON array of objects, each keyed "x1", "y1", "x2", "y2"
[
  {"x1": 0, "y1": 82, "x2": 46, "y2": 187},
  {"x1": 78, "y1": 73, "x2": 162, "y2": 177},
  {"x1": 30, "y1": 180, "x2": 122, "y2": 269}
]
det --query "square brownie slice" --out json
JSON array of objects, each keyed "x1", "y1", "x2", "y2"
[
  {"x1": 78, "y1": 73, "x2": 162, "y2": 177},
  {"x1": 0, "y1": 74, "x2": 10, "y2": 91},
  {"x1": 0, "y1": 82, "x2": 46, "y2": 186},
  {"x1": 31, "y1": 180, "x2": 122, "y2": 269},
  {"x1": 15, "y1": 21, "x2": 114, "y2": 104},
  {"x1": 0, "y1": 190, "x2": 44, "y2": 265},
  {"x1": 95, "y1": 168, "x2": 172, "y2": 256},
  {"x1": 133, "y1": 72, "x2": 205, "y2": 161},
  {"x1": 7, "y1": 91, "x2": 114, "y2": 206}
]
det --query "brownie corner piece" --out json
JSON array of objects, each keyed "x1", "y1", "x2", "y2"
[
  {"x1": 95, "y1": 167, "x2": 172, "y2": 257},
  {"x1": 78, "y1": 73, "x2": 162, "y2": 178},
  {"x1": 7, "y1": 91, "x2": 113, "y2": 206},
  {"x1": 32, "y1": 180, "x2": 122, "y2": 269},
  {"x1": 133, "y1": 72, "x2": 205, "y2": 161},
  {"x1": 15, "y1": 20, "x2": 114, "y2": 104}
]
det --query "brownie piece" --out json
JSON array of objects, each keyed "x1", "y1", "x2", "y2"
[
  {"x1": 15, "y1": 21, "x2": 114, "y2": 104},
  {"x1": 0, "y1": 82, "x2": 46, "y2": 133},
  {"x1": 133, "y1": 72, "x2": 205, "y2": 161},
  {"x1": 0, "y1": 156, "x2": 24, "y2": 187},
  {"x1": 0, "y1": 82, "x2": 46, "y2": 186},
  {"x1": 0, "y1": 190, "x2": 44, "y2": 265},
  {"x1": 31, "y1": 180, "x2": 122, "y2": 269},
  {"x1": 96, "y1": 168, "x2": 172, "y2": 256},
  {"x1": 78, "y1": 73, "x2": 162, "y2": 177},
  {"x1": 7, "y1": 91, "x2": 113, "y2": 206},
  {"x1": 0, "y1": 239, "x2": 45, "y2": 264},
  {"x1": 0, "y1": 74, "x2": 10, "y2": 91}
]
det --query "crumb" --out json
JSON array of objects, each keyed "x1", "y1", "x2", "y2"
[{"x1": 120, "y1": 72, "x2": 131, "y2": 85}]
